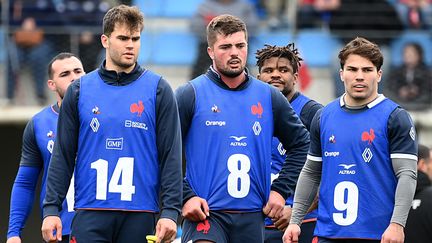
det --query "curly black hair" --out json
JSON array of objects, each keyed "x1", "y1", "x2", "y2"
[{"x1": 255, "y1": 43, "x2": 302, "y2": 73}]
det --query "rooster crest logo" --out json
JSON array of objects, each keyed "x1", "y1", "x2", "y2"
[
  {"x1": 70, "y1": 236, "x2": 77, "y2": 243},
  {"x1": 130, "y1": 100, "x2": 144, "y2": 117},
  {"x1": 196, "y1": 219, "x2": 210, "y2": 234},
  {"x1": 361, "y1": 129, "x2": 375, "y2": 144},
  {"x1": 211, "y1": 104, "x2": 220, "y2": 113},
  {"x1": 251, "y1": 102, "x2": 263, "y2": 118},
  {"x1": 92, "y1": 106, "x2": 100, "y2": 114}
]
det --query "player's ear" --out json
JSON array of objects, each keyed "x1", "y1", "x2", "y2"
[
  {"x1": 101, "y1": 34, "x2": 109, "y2": 48},
  {"x1": 207, "y1": 46, "x2": 214, "y2": 60},
  {"x1": 47, "y1": 79, "x2": 56, "y2": 92}
]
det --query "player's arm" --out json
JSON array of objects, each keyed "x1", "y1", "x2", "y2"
[
  {"x1": 271, "y1": 88, "x2": 310, "y2": 200},
  {"x1": 156, "y1": 78, "x2": 182, "y2": 222},
  {"x1": 382, "y1": 108, "x2": 417, "y2": 242},
  {"x1": 43, "y1": 81, "x2": 80, "y2": 218},
  {"x1": 7, "y1": 121, "x2": 42, "y2": 239},
  {"x1": 175, "y1": 83, "x2": 198, "y2": 202},
  {"x1": 388, "y1": 108, "x2": 418, "y2": 227}
]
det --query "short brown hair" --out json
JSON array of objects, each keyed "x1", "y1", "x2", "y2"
[
  {"x1": 338, "y1": 37, "x2": 384, "y2": 70},
  {"x1": 206, "y1": 14, "x2": 247, "y2": 48},
  {"x1": 255, "y1": 43, "x2": 303, "y2": 73},
  {"x1": 103, "y1": 4, "x2": 144, "y2": 37}
]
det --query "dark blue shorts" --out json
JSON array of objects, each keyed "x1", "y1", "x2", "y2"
[
  {"x1": 264, "y1": 220, "x2": 316, "y2": 243},
  {"x1": 317, "y1": 237, "x2": 380, "y2": 243},
  {"x1": 182, "y1": 211, "x2": 264, "y2": 243},
  {"x1": 70, "y1": 210, "x2": 156, "y2": 243}
]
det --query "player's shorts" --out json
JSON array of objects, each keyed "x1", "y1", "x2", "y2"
[
  {"x1": 70, "y1": 210, "x2": 156, "y2": 243},
  {"x1": 181, "y1": 211, "x2": 264, "y2": 243},
  {"x1": 316, "y1": 237, "x2": 380, "y2": 243},
  {"x1": 264, "y1": 220, "x2": 316, "y2": 243}
]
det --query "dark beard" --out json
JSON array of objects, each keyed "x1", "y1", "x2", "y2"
[{"x1": 219, "y1": 68, "x2": 244, "y2": 78}]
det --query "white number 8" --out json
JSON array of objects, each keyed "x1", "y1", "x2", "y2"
[
  {"x1": 333, "y1": 181, "x2": 358, "y2": 226},
  {"x1": 227, "y1": 154, "x2": 250, "y2": 198}
]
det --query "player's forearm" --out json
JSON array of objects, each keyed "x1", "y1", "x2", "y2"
[
  {"x1": 8, "y1": 166, "x2": 40, "y2": 238},
  {"x1": 390, "y1": 158, "x2": 417, "y2": 226},
  {"x1": 290, "y1": 158, "x2": 322, "y2": 226}
]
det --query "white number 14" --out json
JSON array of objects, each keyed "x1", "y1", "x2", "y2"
[{"x1": 91, "y1": 157, "x2": 136, "y2": 201}]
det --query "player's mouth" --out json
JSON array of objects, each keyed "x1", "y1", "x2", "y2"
[
  {"x1": 228, "y1": 59, "x2": 241, "y2": 67},
  {"x1": 353, "y1": 84, "x2": 366, "y2": 91}
]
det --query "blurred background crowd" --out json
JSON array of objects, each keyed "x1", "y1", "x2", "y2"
[{"x1": 0, "y1": 0, "x2": 431, "y2": 110}]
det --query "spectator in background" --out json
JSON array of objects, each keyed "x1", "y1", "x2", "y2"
[
  {"x1": 396, "y1": 0, "x2": 432, "y2": 30},
  {"x1": 189, "y1": 0, "x2": 259, "y2": 80},
  {"x1": 329, "y1": 0, "x2": 403, "y2": 98},
  {"x1": 385, "y1": 42, "x2": 432, "y2": 110},
  {"x1": 261, "y1": 0, "x2": 289, "y2": 30},
  {"x1": 7, "y1": 0, "x2": 56, "y2": 105},
  {"x1": 404, "y1": 144, "x2": 432, "y2": 243},
  {"x1": 297, "y1": 0, "x2": 340, "y2": 29}
]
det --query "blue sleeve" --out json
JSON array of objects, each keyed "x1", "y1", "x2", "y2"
[
  {"x1": 43, "y1": 81, "x2": 80, "y2": 218},
  {"x1": 7, "y1": 166, "x2": 41, "y2": 239},
  {"x1": 299, "y1": 100, "x2": 323, "y2": 131},
  {"x1": 388, "y1": 107, "x2": 418, "y2": 157},
  {"x1": 174, "y1": 83, "x2": 197, "y2": 202},
  {"x1": 308, "y1": 108, "x2": 323, "y2": 158},
  {"x1": 156, "y1": 78, "x2": 183, "y2": 221},
  {"x1": 270, "y1": 87, "x2": 310, "y2": 199}
]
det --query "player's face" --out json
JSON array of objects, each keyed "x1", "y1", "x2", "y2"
[
  {"x1": 102, "y1": 23, "x2": 140, "y2": 73},
  {"x1": 207, "y1": 31, "x2": 247, "y2": 78},
  {"x1": 258, "y1": 57, "x2": 298, "y2": 98},
  {"x1": 340, "y1": 54, "x2": 382, "y2": 106},
  {"x1": 48, "y1": 56, "x2": 85, "y2": 99}
]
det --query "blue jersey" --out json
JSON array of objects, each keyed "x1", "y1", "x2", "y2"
[
  {"x1": 74, "y1": 69, "x2": 160, "y2": 211},
  {"x1": 8, "y1": 105, "x2": 74, "y2": 238},
  {"x1": 314, "y1": 96, "x2": 415, "y2": 239},
  {"x1": 266, "y1": 93, "x2": 318, "y2": 227},
  {"x1": 33, "y1": 106, "x2": 75, "y2": 234},
  {"x1": 185, "y1": 75, "x2": 274, "y2": 211}
]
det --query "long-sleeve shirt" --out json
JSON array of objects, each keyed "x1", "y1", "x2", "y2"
[{"x1": 43, "y1": 62, "x2": 182, "y2": 222}]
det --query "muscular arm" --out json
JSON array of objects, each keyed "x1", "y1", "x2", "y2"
[
  {"x1": 156, "y1": 78, "x2": 182, "y2": 222},
  {"x1": 43, "y1": 82, "x2": 80, "y2": 218}
]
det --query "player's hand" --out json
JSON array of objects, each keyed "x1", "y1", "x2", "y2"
[
  {"x1": 273, "y1": 206, "x2": 292, "y2": 231},
  {"x1": 155, "y1": 218, "x2": 177, "y2": 243},
  {"x1": 283, "y1": 224, "x2": 301, "y2": 243},
  {"x1": 263, "y1": 191, "x2": 285, "y2": 219},
  {"x1": 6, "y1": 236, "x2": 21, "y2": 243},
  {"x1": 381, "y1": 222, "x2": 404, "y2": 243},
  {"x1": 41, "y1": 216, "x2": 62, "y2": 242},
  {"x1": 182, "y1": 196, "x2": 210, "y2": 222}
]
